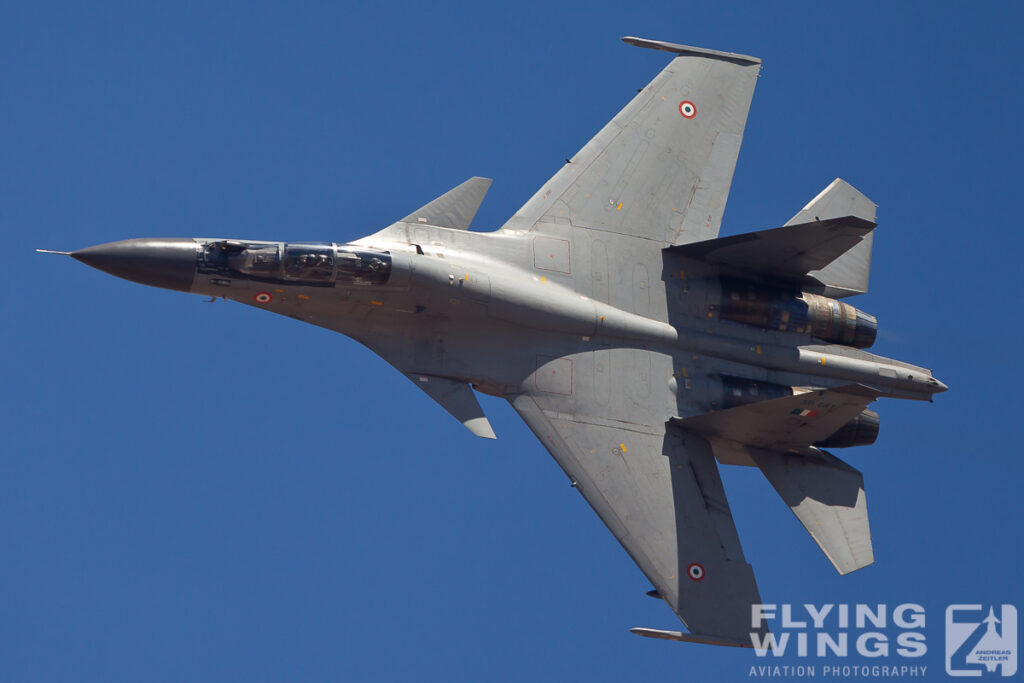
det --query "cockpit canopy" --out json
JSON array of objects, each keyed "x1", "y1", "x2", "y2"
[{"x1": 202, "y1": 241, "x2": 391, "y2": 285}]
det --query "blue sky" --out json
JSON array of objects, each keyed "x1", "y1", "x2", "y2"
[{"x1": 4, "y1": 2, "x2": 1023, "y2": 681}]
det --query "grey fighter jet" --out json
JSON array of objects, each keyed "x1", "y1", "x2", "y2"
[{"x1": 43, "y1": 37, "x2": 946, "y2": 648}]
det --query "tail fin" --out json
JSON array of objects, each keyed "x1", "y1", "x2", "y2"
[{"x1": 787, "y1": 179, "x2": 877, "y2": 298}]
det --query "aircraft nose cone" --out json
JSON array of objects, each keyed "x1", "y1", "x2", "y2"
[
  {"x1": 72, "y1": 238, "x2": 198, "y2": 292},
  {"x1": 930, "y1": 377, "x2": 949, "y2": 394}
]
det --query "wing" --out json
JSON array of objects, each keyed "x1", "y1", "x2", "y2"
[
  {"x1": 501, "y1": 38, "x2": 761, "y2": 246},
  {"x1": 509, "y1": 376, "x2": 765, "y2": 644}
]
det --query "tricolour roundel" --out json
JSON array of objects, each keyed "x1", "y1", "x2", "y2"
[
  {"x1": 679, "y1": 100, "x2": 697, "y2": 119},
  {"x1": 254, "y1": 292, "x2": 273, "y2": 303},
  {"x1": 687, "y1": 562, "x2": 705, "y2": 581}
]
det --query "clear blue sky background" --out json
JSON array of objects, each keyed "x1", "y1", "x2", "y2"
[{"x1": 4, "y1": 2, "x2": 1023, "y2": 681}]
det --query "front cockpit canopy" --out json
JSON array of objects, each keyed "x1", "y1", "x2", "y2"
[{"x1": 202, "y1": 241, "x2": 391, "y2": 286}]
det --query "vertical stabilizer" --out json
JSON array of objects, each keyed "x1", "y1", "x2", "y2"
[{"x1": 787, "y1": 179, "x2": 876, "y2": 298}]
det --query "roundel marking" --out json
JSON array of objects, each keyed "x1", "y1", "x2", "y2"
[
  {"x1": 687, "y1": 562, "x2": 705, "y2": 581},
  {"x1": 254, "y1": 291, "x2": 273, "y2": 303},
  {"x1": 679, "y1": 100, "x2": 697, "y2": 119}
]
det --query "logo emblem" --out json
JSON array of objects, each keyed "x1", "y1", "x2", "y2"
[
  {"x1": 686, "y1": 562, "x2": 705, "y2": 581},
  {"x1": 946, "y1": 604, "x2": 1018, "y2": 676},
  {"x1": 679, "y1": 101, "x2": 697, "y2": 119},
  {"x1": 254, "y1": 292, "x2": 273, "y2": 303}
]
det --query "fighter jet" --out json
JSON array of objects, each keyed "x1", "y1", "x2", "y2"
[{"x1": 42, "y1": 37, "x2": 945, "y2": 648}]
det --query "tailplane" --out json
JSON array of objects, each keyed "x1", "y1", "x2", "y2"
[
  {"x1": 752, "y1": 449, "x2": 873, "y2": 574},
  {"x1": 672, "y1": 386, "x2": 876, "y2": 574},
  {"x1": 667, "y1": 179, "x2": 877, "y2": 298}
]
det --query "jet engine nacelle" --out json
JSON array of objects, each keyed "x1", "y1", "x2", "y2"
[
  {"x1": 716, "y1": 278, "x2": 877, "y2": 348},
  {"x1": 716, "y1": 374, "x2": 793, "y2": 409},
  {"x1": 815, "y1": 409, "x2": 880, "y2": 448}
]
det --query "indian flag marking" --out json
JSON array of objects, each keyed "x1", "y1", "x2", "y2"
[{"x1": 791, "y1": 409, "x2": 819, "y2": 418}]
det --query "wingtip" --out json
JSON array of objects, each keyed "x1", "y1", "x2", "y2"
[
  {"x1": 620, "y1": 37, "x2": 761, "y2": 65},
  {"x1": 630, "y1": 627, "x2": 755, "y2": 648}
]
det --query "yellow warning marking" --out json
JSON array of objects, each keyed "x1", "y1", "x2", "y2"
[
  {"x1": 820, "y1": 357, "x2": 827, "y2": 366},
  {"x1": 297, "y1": 294, "x2": 310, "y2": 300},
  {"x1": 707, "y1": 312, "x2": 713, "y2": 318},
  {"x1": 464, "y1": 274, "x2": 469, "y2": 281},
  {"x1": 620, "y1": 443, "x2": 627, "y2": 453},
  {"x1": 679, "y1": 269, "x2": 686, "y2": 280},
  {"x1": 541, "y1": 276, "x2": 546, "y2": 283},
  {"x1": 370, "y1": 300, "x2": 383, "y2": 306},
  {"x1": 616, "y1": 202, "x2": 623, "y2": 211},
  {"x1": 756, "y1": 345, "x2": 761, "y2": 355},
  {"x1": 274, "y1": 289, "x2": 284, "y2": 293},
  {"x1": 681, "y1": 367, "x2": 689, "y2": 378},
  {"x1": 590, "y1": 449, "x2": 595, "y2": 454}
]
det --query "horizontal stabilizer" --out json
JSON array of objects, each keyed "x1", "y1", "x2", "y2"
[
  {"x1": 666, "y1": 216, "x2": 875, "y2": 284},
  {"x1": 405, "y1": 373, "x2": 496, "y2": 439},
  {"x1": 751, "y1": 450, "x2": 873, "y2": 574},
  {"x1": 400, "y1": 177, "x2": 492, "y2": 230},
  {"x1": 671, "y1": 385, "x2": 878, "y2": 452},
  {"x1": 787, "y1": 179, "x2": 877, "y2": 297},
  {"x1": 630, "y1": 627, "x2": 754, "y2": 648}
]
